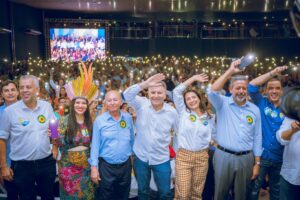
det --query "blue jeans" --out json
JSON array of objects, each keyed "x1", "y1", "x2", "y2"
[
  {"x1": 133, "y1": 156, "x2": 172, "y2": 200},
  {"x1": 280, "y1": 176, "x2": 300, "y2": 200},
  {"x1": 249, "y1": 159, "x2": 281, "y2": 200}
]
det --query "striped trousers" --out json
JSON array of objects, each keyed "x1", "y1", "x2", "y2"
[{"x1": 175, "y1": 148, "x2": 209, "y2": 200}]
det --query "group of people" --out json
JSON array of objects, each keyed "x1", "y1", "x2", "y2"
[{"x1": 0, "y1": 58, "x2": 299, "y2": 200}]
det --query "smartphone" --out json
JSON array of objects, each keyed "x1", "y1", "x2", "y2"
[
  {"x1": 282, "y1": 66, "x2": 298, "y2": 75},
  {"x1": 239, "y1": 55, "x2": 255, "y2": 70}
]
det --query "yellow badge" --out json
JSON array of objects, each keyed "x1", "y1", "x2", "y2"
[
  {"x1": 120, "y1": 120, "x2": 126, "y2": 128},
  {"x1": 189, "y1": 114, "x2": 196, "y2": 122},
  {"x1": 37, "y1": 115, "x2": 46, "y2": 124},
  {"x1": 246, "y1": 115, "x2": 253, "y2": 124}
]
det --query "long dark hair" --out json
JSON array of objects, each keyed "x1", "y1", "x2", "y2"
[
  {"x1": 183, "y1": 89, "x2": 212, "y2": 118},
  {"x1": 65, "y1": 97, "x2": 93, "y2": 144}
]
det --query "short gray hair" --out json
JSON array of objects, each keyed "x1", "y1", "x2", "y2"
[
  {"x1": 230, "y1": 75, "x2": 248, "y2": 87},
  {"x1": 19, "y1": 75, "x2": 40, "y2": 88}
]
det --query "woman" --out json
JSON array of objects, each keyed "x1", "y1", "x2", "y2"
[
  {"x1": 53, "y1": 86, "x2": 70, "y2": 107},
  {"x1": 53, "y1": 97, "x2": 95, "y2": 199},
  {"x1": 173, "y1": 73, "x2": 215, "y2": 200}
]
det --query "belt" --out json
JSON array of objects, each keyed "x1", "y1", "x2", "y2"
[
  {"x1": 99, "y1": 157, "x2": 129, "y2": 168},
  {"x1": 12, "y1": 154, "x2": 53, "y2": 164},
  {"x1": 217, "y1": 145, "x2": 251, "y2": 156}
]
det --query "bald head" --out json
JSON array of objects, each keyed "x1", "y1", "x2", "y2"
[{"x1": 105, "y1": 90, "x2": 123, "y2": 113}]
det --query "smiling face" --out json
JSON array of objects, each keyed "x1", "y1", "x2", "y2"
[
  {"x1": 184, "y1": 91, "x2": 200, "y2": 111},
  {"x1": 230, "y1": 80, "x2": 248, "y2": 105},
  {"x1": 105, "y1": 90, "x2": 122, "y2": 113},
  {"x1": 19, "y1": 78, "x2": 39, "y2": 105},
  {"x1": 1, "y1": 82, "x2": 18, "y2": 104},
  {"x1": 74, "y1": 98, "x2": 88, "y2": 115},
  {"x1": 148, "y1": 85, "x2": 166, "y2": 108},
  {"x1": 265, "y1": 80, "x2": 283, "y2": 106}
]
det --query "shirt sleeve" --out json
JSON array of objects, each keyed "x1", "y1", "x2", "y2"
[
  {"x1": 89, "y1": 118, "x2": 102, "y2": 167},
  {"x1": 49, "y1": 79, "x2": 58, "y2": 90},
  {"x1": 253, "y1": 108, "x2": 263, "y2": 156},
  {"x1": 248, "y1": 83, "x2": 263, "y2": 105},
  {"x1": 0, "y1": 110, "x2": 10, "y2": 140},
  {"x1": 123, "y1": 84, "x2": 145, "y2": 111},
  {"x1": 172, "y1": 84, "x2": 187, "y2": 114},
  {"x1": 206, "y1": 86, "x2": 225, "y2": 111},
  {"x1": 276, "y1": 117, "x2": 294, "y2": 146}
]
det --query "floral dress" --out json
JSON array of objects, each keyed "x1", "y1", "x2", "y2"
[{"x1": 55, "y1": 116, "x2": 95, "y2": 200}]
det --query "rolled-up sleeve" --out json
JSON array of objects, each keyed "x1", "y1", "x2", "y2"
[
  {"x1": 276, "y1": 117, "x2": 293, "y2": 146},
  {"x1": 89, "y1": 118, "x2": 101, "y2": 167},
  {"x1": 0, "y1": 110, "x2": 10, "y2": 140},
  {"x1": 253, "y1": 109, "x2": 263, "y2": 156},
  {"x1": 248, "y1": 84, "x2": 263, "y2": 105},
  {"x1": 206, "y1": 86, "x2": 225, "y2": 111},
  {"x1": 172, "y1": 84, "x2": 186, "y2": 114}
]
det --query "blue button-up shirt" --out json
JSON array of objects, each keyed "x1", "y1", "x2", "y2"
[
  {"x1": 207, "y1": 88, "x2": 263, "y2": 156},
  {"x1": 89, "y1": 111, "x2": 134, "y2": 167},
  {"x1": 248, "y1": 84, "x2": 284, "y2": 163},
  {"x1": 0, "y1": 103, "x2": 11, "y2": 166}
]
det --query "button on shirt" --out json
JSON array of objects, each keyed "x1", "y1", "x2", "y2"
[
  {"x1": 0, "y1": 100, "x2": 55, "y2": 161},
  {"x1": 173, "y1": 84, "x2": 216, "y2": 151},
  {"x1": 248, "y1": 84, "x2": 284, "y2": 162},
  {"x1": 207, "y1": 88, "x2": 263, "y2": 156},
  {"x1": 276, "y1": 117, "x2": 300, "y2": 185},
  {"x1": 124, "y1": 84, "x2": 178, "y2": 165},
  {"x1": 89, "y1": 111, "x2": 134, "y2": 167}
]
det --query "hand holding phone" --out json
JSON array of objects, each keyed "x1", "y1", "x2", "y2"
[{"x1": 239, "y1": 54, "x2": 255, "y2": 70}]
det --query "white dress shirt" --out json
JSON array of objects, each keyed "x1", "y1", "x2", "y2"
[
  {"x1": 124, "y1": 84, "x2": 178, "y2": 165},
  {"x1": 173, "y1": 84, "x2": 216, "y2": 151},
  {"x1": 276, "y1": 117, "x2": 300, "y2": 185}
]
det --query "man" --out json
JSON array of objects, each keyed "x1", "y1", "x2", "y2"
[
  {"x1": 89, "y1": 90, "x2": 134, "y2": 200},
  {"x1": 207, "y1": 60, "x2": 262, "y2": 200},
  {"x1": 0, "y1": 80, "x2": 19, "y2": 200},
  {"x1": 276, "y1": 117, "x2": 300, "y2": 200},
  {"x1": 124, "y1": 73, "x2": 178, "y2": 200},
  {"x1": 248, "y1": 66, "x2": 287, "y2": 200},
  {"x1": 0, "y1": 75, "x2": 56, "y2": 200}
]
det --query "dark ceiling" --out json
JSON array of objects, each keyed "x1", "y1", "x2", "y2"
[{"x1": 9, "y1": 0, "x2": 295, "y2": 13}]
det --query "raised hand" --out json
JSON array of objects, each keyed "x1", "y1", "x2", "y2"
[
  {"x1": 229, "y1": 59, "x2": 242, "y2": 74},
  {"x1": 271, "y1": 66, "x2": 288, "y2": 76},
  {"x1": 140, "y1": 73, "x2": 166, "y2": 89},
  {"x1": 193, "y1": 73, "x2": 209, "y2": 83}
]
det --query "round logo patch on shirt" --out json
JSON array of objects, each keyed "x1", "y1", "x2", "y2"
[
  {"x1": 18, "y1": 118, "x2": 30, "y2": 126},
  {"x1": 203, "y1": 120, "x2": 208, "y2": 126},
  {"x1": 120, "y1": 120, "x2": 126, "y2": 128},
  {"x1": 37, "y1": 115, "x2": 46, "y2": 124},
  {"x1": 246, "y1": 115, "x2": 253, "y2": 124},
  {"x1": 189, "y1": 114, "x2": 196, "y2": 122}
]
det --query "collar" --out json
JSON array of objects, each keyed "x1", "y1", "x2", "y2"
[
  {"x1": 21, "y1": 99, "x2": 40, "y2": 111},
  {"x1": 104, "y1": 110, "x2": 125, "y2": 122},
  {"x1": 229, "y1": 96, "x2": 250, "y2": 107}
]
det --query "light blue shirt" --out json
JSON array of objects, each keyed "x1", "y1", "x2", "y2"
[
  {"x1": 89, "y1": 111, "x2": 134, "y2": 167},
  {"x1": 207, "y1": 88, "x2": 263, "y2": 156},
  {"x1": 276, "y1": 117, "x2": 300, "y2": 185},
  {"x1": 124, "y1": 84, "x2": 178, "y2": 165},
  {"x1": 0, "y1": 100, "x2": 55, "y2": 161},
  {"x1": 0, "y1": 103, "x2": 11, "y2": 166}
]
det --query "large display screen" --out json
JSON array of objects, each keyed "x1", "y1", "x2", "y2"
[{"x1": 49, "y1": 28, "x2": 106, "y2": 61}]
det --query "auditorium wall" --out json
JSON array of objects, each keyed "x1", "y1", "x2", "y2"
[{"x1": 0, "y1": 2, "x2": 299, "y2": 61}]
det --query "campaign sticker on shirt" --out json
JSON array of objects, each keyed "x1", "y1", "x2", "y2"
[
  {"x1": 279, "y1": 112, "x2": 285, "y2": 119},
  {"x1": 81, "y1": 128, "x2": 89, "y2": 137},
  {"x1": 18, "y1": 118, "x2": 30, "y2": 126},
  {"x1": 189, "y1": 114, "x2": 196, "y2": 122},
  {"x1": 120, "y1": 120, "x2": 127, "y2": 128},
  {"x1": 246, "y1": 115, "x2": 253, "y2": 124},
  {"x1": 270, "y1": 111, "x2": 278, "y2": 118},
  {"x1": 37, "y1": 115, "x2": 46, "y2": 124},
  {"x1": 203, "y1": 120, "x2": 208, "y2": 126}
]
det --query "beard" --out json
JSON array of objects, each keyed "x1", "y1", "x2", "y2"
[{"x1": 233, "y1": 94, "x2": 246, "y2": 103}]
